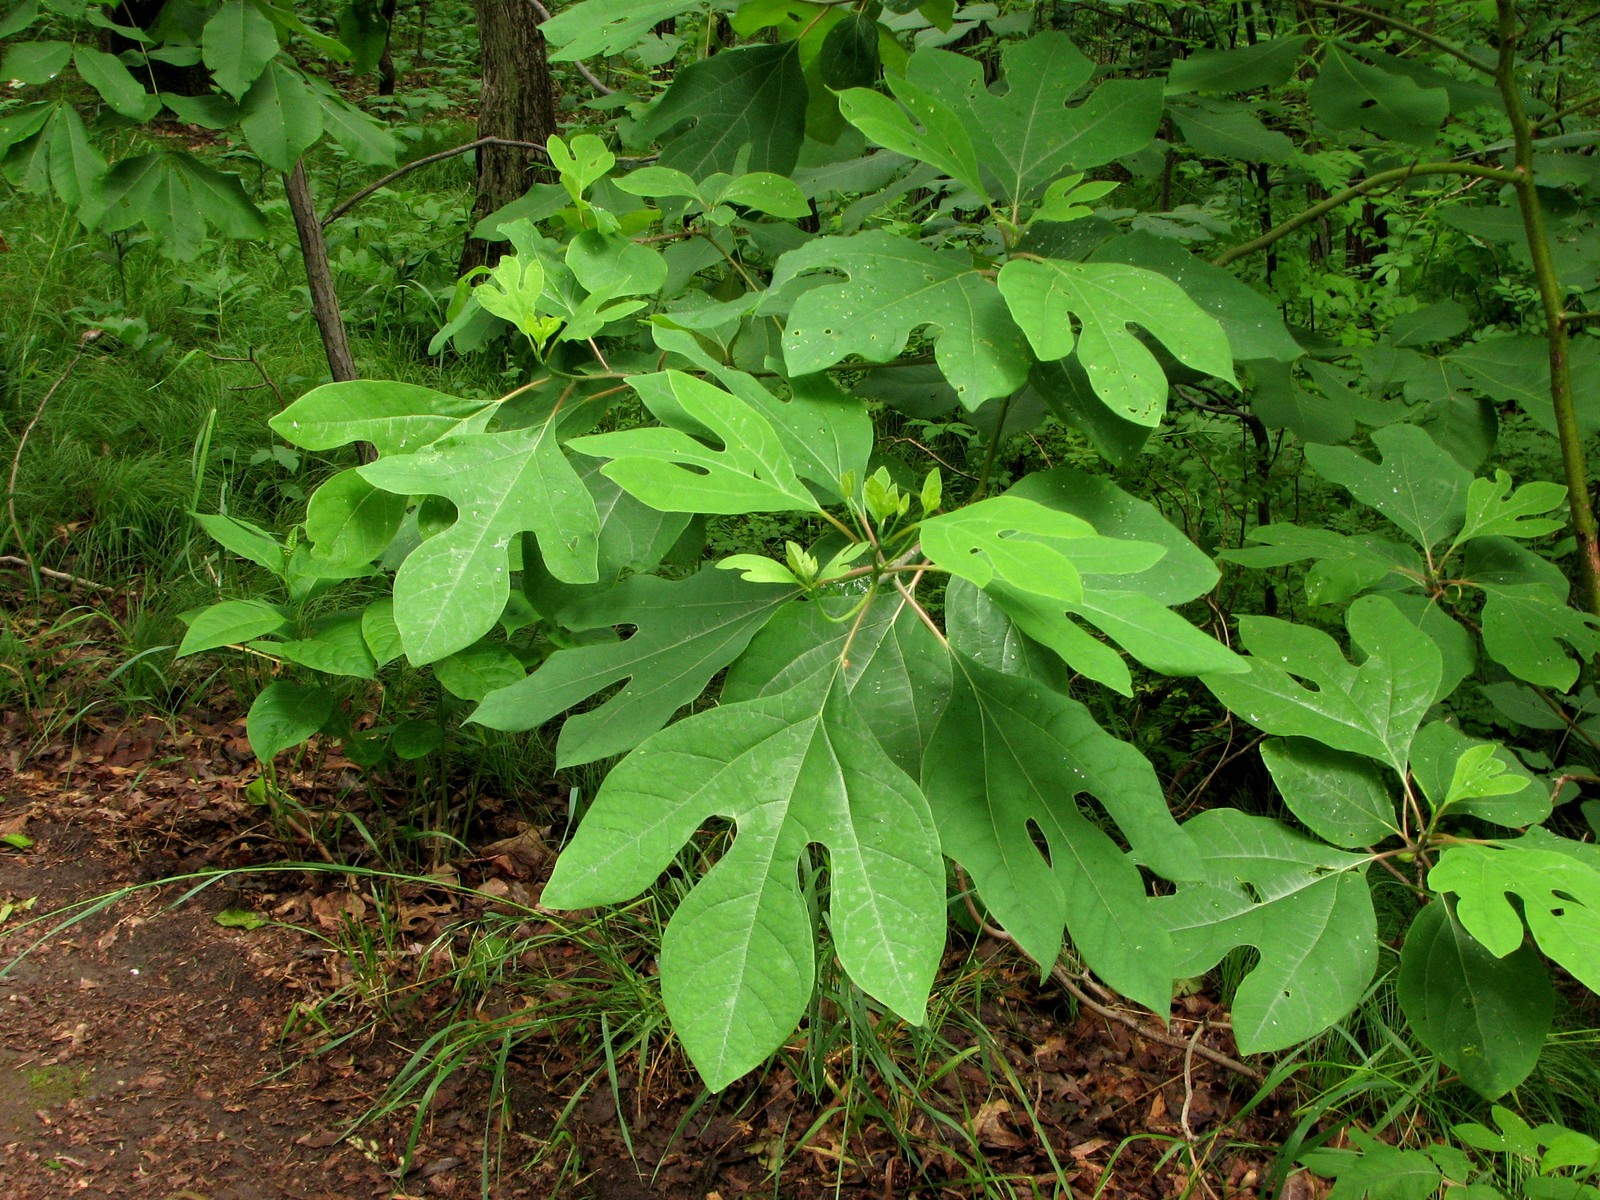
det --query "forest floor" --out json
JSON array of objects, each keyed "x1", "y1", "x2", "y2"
[{"x1": 0, "y1": 599, "x2": 1311, "y2": 1200}]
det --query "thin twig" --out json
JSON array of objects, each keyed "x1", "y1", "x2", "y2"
[
  {"x1": 7, "y1": 335, "x2": 98, "y2": 587},
  {"x1": 322, "y1": 137, "x2": 552, "y2": 227},
  {"x1": 0, "y1": 555, "x2": 113, "y2": 593},
  {"x1": 206, "y1": 347, "x2": 286, "y2": 407}
]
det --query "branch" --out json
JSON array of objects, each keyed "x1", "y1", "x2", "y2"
[
  {"x1": 525, "y1": 0, "x2": 616, "y2": 95},
  {"x1": 0, "y1": 555, "x2": 113, "y2": 593},
  {"x1": 1212, "y1": 161, "x2": 1520, "y2": 267},
  {"x1": 321, "y1": 137, "x2": 551, "y2": 227},
  {"x1": 1304, "y1": 0, "x2": 1494, "y2": 75}
]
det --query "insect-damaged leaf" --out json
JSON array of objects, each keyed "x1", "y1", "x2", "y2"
[{"x1": 543, "y1": 672, "x2": 945, "y2": 1092}]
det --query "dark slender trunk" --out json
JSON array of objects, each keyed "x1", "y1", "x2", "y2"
[
  {"x1": 458, "y1": 0, "x2": 557, "y2": 274},
  {"x1": 377, "y1": 0, "x2": 400, "y2": 96}
]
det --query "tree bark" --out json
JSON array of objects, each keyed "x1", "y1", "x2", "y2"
[
  {"x1": 458, "y1": 0, "x2": 557, "y2": 274},
  {"x1": 285, "y1": 161, "x2": 359, "y2": 384},
  {"x1": 377, "y1": 0, "x2": 400, "y2": 96}
]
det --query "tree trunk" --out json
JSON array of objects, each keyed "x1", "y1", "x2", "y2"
[
  {"x1": 377, "y1": 0, "x2": 400, "y2": 96},
  {"x1": 458, "y1": 0, "x2": 557, "y2": 274}
]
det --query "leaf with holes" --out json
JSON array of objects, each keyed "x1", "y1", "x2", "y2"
[
  {"x1": 471, "y1": 567, "x2": 794, "y2": 767},
  {"x1": 1156, "y1": 810, "x2": 1377, "y2": 1053},
  {"x1": 923, "y1": 655, "x2": 1197, "y2": 1012},
  {"x1": 543, "y1": 672, "x2": 945, "y2": 1091},
  {"x1": 997, "y1": 259, "x2": 1236, "y2": 425}
]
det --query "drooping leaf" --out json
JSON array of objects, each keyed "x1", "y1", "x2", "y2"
[
  {"x1": 361, "y1": 598, "x2": 404, "y2": 668},
  {"x1": 1091, "y1": 232, "x2": 1303, "y2": 365},
  {"x1": 1469, "y1": 538, "x2": 1600, "y2": 691},
  {"x1": 543, "y1": 672, "x2": 946, "y2": 1091},
  {"x1": 569, "y1": 370, "x2": 820, "y2": 515},
  {"x1": 239, "y1": 61, "x2": 323, "y2": 172},
  {"x1": 723, "y1": 591, "x2": 952, "y2": 776},
  {"x1": 923, "y1": 655, "x2": 1197, "y2": 1012},
  {"x1": 768, "y1": 231, "x2": 1032, "y2": 407},
  {"x1": 246, "y1": 681, "x2": 335, "y2": 762},
  {"x1": 1259, "y1": 738, "x2": 1399, "y2": 848},
  {"x1": 270, "y1": 381, "x2": 492, "y2": 457},
  {"x1": 1310, "y1": 44, "x2": 1449, "y2": 145},
  {"x1": 997, "y1": 258, "x2": 1237, "y2": 425},
  {"x1": 470, "y1": 567, "x2": 794, "y2": 767},
  {"x1": 359, "y1": 417, "x2": 601, "y2": 663},
  {"x1": 1305, "y1": 423, "x2": 1472, "y2": 554},
  {"x1": 1157, "y1": 810, "x2": 1377, "y2": 1053},
  {"x1": 99, "y1": 152, "x2": 267, "y2": 258},
  {"x1": 1169, "y1": 97, "x2": 1294, "y2": 163},
  {"x1": 1429, "y1": 844, "x2": 1600, "y2": 993},
  {"x1": 1, "y1": 38, "x2": 69, "y2": 84},
  {"x1": 202, "y1": 0, "x2": 280, "y2": 98},
  {"x1": 73, "y1": 46, "x2": 158, "y2": 120},
  {"x1": 636, "y1": 42, "x2": 807, "y2": 179},
  {"x1": 907, "y1": 32, "x2": 1163, "y2": 203},
  {"x1": 943, "y1": 577, "x2": 1071, "y2": 694},
  {"x1": 1398, "y1": 901, "x2": 1553, "y2": 1099},
  {"x1": 1204, "y1": 594, "x2": 1441, "y2": 773},
  {"x1": 263, "y1": 611, "x2": 375, "y2": 679},
  {"x1": 313, "y1": 87, "x2": 397, "y2": 166},
  {"x1": 178, "y1": 599, "x2": 293, "y2": 657},
  {"x1": 193, "y1": 512, "x2": 286, "y2": 576},
  {"x1": 817, "y1": 11, "x2": 880, "y2": 91},
  {"x1": 1167, "y1": 36, "x2": 1311, "y2": 94},
  {"x1": 304, "y1": 468, "x2": 407, "y2": 566}
]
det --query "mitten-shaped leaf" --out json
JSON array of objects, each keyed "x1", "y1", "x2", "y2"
[
  {"x1": 1156, "y1": 810, "x2": 1377, "y2": 1053},
  {"x1": 997, "y1": 259, "x2": 1236, "y2": 426},
  {"x1": 360, "y1": 418, "x2": 600, "y2": 664},
  {"x1": 543, "y1": 674, "x2": 946, "y2": 1091}
]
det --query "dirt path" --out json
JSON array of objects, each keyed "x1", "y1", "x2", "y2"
[{"x1": 1, "y1": 703, "x2": 1294, "y2": 1199}]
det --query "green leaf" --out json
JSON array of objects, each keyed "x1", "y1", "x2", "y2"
[
  {"x1": 1260, "y1": 738, "x2": 1398, "y2": 848},
  {"x1": 361, "y1": 598, "x2": 404, "y2": 668},
  {"x1": 1391, "y1": 300, "x2": 1469, "y2": 349},
  {"x1": 943, "y1": 577, "x2": 1072, "y2": 694},
  {"x1": 34, "y1": 103, "x2": 105, "y2": 216},
  {"x1": 313, "y1": 89, "x2": 397, "y2": 166},
  {"x1": 202, "y1": 0, "x2": 280, "y2": 99},
  {"x1": 470, "y1": 567, "x2": 793, "y2": 767},
  {"x1": 1469, "y1": 538, "x2": 1600, "y2": 690},
  {"x1": 835, "y1": 73, "x2": 987, "y2": 201},
  {"x1": 1204, "y1": 594, "x2": 1441, "y2": 773},
  {"x1": 1091, "y1": 232, "x2": 1303, "y2": 365},
  {"x1": 1304, "y1": 423, "x2": 1471, "y2": 553},
  {"x1": 1300, "y1": 1130, "x2": 1444, "y2": 1200},
  {"x1": 214, "y1": 909, "x2": 269, "y2": 930},
  {"x1": 360, "y1": 418, "x2": 601, "y2": 664},
  {"x1": 264, "y1": 611, "x2": 375, "y2": 679},
  {"x1": 304, "y1": 468, "x2": 407, "y2": 566},
  {"x1": 390, "y1": 719, "x2": 443, "y2": 759},
  {"x1": 1453, "y1": 471, "x2": 1567, "y2": 547},
  {"x1": 920, "y1": 495, "x2": 1163, "y2": 605},
  {"x1": 1005, "y1": 466, "x2": 1221, "y2": 604},
  {"x1": 193, "y1": 512, "x2": 286, "y2": 576},
  {"x1": 1, "y1": 39, "x2": 69, "y2": 84},
  {"x1": 1410, "y1": 722, "x2": 1549, "y2": 827},
  {"x1": 1157, "y1": 810, "x2": 1376, "y2": 1053},
  {"x1": 569, "y1": 370, "x2": 820, "y2": 515},
  {"x1": 434, "y1": 644, "x2": 525, "y2": 702},
  {"x1": 271, "y1": 381, "x2": 491, "y2": 457},
  {"x1": 246, "y1": 681, "x2": 335, "y2": 762},
  {"x1": 1449, "y1": 336, "x2": 1600, "y2": 439},
  {"x1": 100, "y1": 153, "x2": 267, "y2": 258},
  {"x1": 1310, "y1": 44, "x2": 1448, "y2": 145},
  {"x1": 818, "y1": 11, "x2": 879, "y2": 91},
  {"x1": 908, "y1": 32, "x2": 1163, "y2": 203},
  {"x1": 923, "y1": 656, "x2": 1195, "y2": 1012},
  {"x1": 724, "y1": 592, "x2": 952, "y2": 776},
  {"x1": 997, "y1": 258, "x2": 1237, "y2": 425},
  {"x1": 636, "y1": 42, "x2": 807, "y2": 179},
  {"x1": 540, "y1": 0, "x2": 704, "y2": 61},
  {"x1": 1430, "y1": 844, "x2": 1600, "y2": 993},
  {"x1": 475, "y1": 253, "x2": 560, "y2": 344},
  {"x1": 1398, "y1": 901, "x2": 1552, "y2": 1100},
  {"x1": 544, "y1": 673, "x2": 945, "y2": 1091},
  {"x1": 73, "y1": 47, "x2": 158, "y2": 120},
  {"x1": 1169, "y1": 97, "x2": 1294, "y2": 163},
  {"x1": 769, "y1": 231, "x2": 1031, "y2": 407},
  {"x1": 1167, "y1": 36, "x2": 1311, "y2": 94},
  {"x1": 240, "y1": 61, "x2": 322, "y2": 172},
  {"x1": 1250, "y1": 359, "x2": 1356, "y2": 445},
  {"x1": 0, "y1": 0, "x2": 39, "y2": 40},
  {"x1": 178, "y1": 599, "x2": 292, "y2": 656}
]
